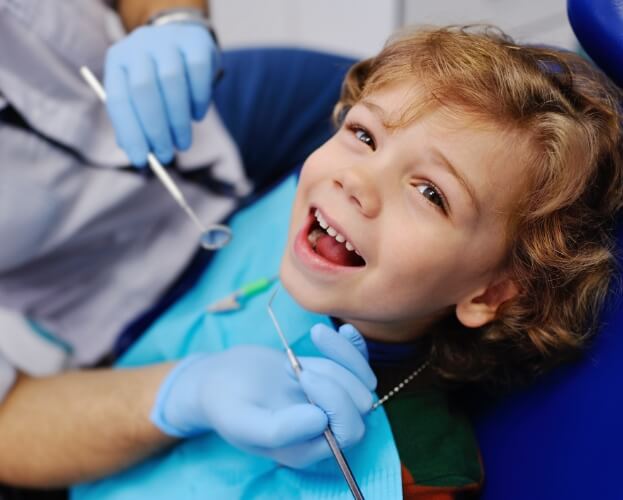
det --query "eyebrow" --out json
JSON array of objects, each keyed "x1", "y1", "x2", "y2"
[
  {"x1": 432, "y1": 149, "x2": 481, "y2": 215},
  {"x1": 360, "y1": 100, "x2": 391, "y2": 128}
]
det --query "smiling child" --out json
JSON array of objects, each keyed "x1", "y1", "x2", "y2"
[
  {"x1": 74, "y1": 26, "x2": 623, "y2": 500},
  {"x1": 285, "y1": 25, "x2": 623, "y2": 388}
]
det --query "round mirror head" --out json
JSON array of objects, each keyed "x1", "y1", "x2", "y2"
[{"x1": 200, "y1": 225, "x2": 232, "y2": 250}]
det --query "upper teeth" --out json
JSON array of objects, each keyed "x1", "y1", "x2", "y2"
[{"x1": 314, "y1": 209, "x2": 359, "y2": 254}]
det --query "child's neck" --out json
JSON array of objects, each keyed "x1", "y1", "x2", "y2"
[
  {"x1": 330, "y1": 317, "x2": 439, "y2": 396},
  {"x1": 331, "y1": 316, "x2": 424, "y2": 365},
  {"x1": 332, "y1": 307, "x2": 451, "y2": 344}
]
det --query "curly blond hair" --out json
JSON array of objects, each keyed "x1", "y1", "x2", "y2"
[{"x1": 334, "y1": 26, "x2": 623, "y2": 386}]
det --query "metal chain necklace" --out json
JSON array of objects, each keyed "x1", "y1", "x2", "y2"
[{"x1": 371, "y1": 359, "x2": 430, "y2": 411}]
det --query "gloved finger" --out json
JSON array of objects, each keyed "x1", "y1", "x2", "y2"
[
  {"x1": 339, "y1": 324, "x2": 369, "y2": 360},
  {"x1": 178, "y1": 25, "x2": 216, "y2": 120},
  {"x1": 152, "y1": 45, "x2": 193, "y2": 151},
  {"x1": 310, "y1": 323, "x2": 377, "y2": 391},
  {"x1": 104, "y1": 62, "x2": 149, "y2": 167},
  {"x1": 220, "y1": 402, "x2": 328, "y2": 449},
  {"x1": 296, "y1": 357, "x2": 373, "y2": 414},
  {"x1": 299, "y1": 370, "x2": 366, "y2": 449},
  {"x1": 244, "y1": 434, "x2": 333, "y2": 469},
  {"x1": 126, "y1": 53, "x2": 175, "y2": 164}
]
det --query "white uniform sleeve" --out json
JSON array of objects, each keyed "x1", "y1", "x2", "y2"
[
  {"x1": 0, "y1": 351, "x2": 17, "y2": 402},
  {"x1": 0, "y1": 309, "x2": 70, "y2": 404},
  {"x1": 0, "y1": 309, "x2": 69, "y2": 378}
]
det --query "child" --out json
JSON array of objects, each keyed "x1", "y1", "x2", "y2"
[{"x1": 73, "y1": 25, "x2": 623, "y2": 499}]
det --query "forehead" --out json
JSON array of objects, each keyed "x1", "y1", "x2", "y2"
[{"x1": 359, "y1": 82, "x2": 433, "y2": 130}]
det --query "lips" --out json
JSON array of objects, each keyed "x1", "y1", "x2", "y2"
[{"x1": 292, "y1": 209, "x2": 366, "y2": 273}]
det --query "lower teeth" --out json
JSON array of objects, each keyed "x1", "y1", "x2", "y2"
[{"x1": 307, "y1": 228, "x2": 324, "y2": 250}]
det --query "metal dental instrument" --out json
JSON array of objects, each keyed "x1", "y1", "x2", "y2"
[
  {"x1": 267, "y1": 287, "x2": 365, "y2": 500},
  {"x1": 79, "y1": 66, "x2": 232, "y2": 250}
]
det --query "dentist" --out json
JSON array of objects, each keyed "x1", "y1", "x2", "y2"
[{"x1": 0, "y1": 0, "x2": 364, "y2": 495}]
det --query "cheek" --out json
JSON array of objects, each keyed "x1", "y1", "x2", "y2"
[
  {"x1": 289, "y1": 152, "x2": 326, "y2": 219},
  {"x1": 292, "y1": 148, "x2": 339, "y2": 214},
  {"x1": 381, "y1": 228, "x2": 476, "y2": 301},
  {"x1": 299, "y1": 146, "x2": 334, "y2": 183}
]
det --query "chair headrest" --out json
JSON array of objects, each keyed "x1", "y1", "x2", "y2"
[{"x1": 568, "y1": 0, "x2": 623, "y2": 87}]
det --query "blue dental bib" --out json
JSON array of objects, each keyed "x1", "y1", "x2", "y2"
[{"x1": 71, "y1": 175, "x2": 402, "y2": 500}]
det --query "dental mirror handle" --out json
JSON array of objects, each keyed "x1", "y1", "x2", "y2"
[
  {"x1": 80, "y1": 66, "x2": 212, "y2": 238},
  {"x1": 289, "y1": 353, "x2": 364, "y2": 500},
  {"x1": 267, "y1": 289, "x2": 365, "y2": 500}
]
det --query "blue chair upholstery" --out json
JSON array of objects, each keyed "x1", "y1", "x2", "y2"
[
  {"x1": 568, "y1": 0, "x2": 623, "y2": 88},
  {"x1": 474, "y1": 2, "x2": 623, "y2": 498}
]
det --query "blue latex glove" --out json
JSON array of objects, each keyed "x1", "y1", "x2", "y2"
[
  {"x1": 104, "y1": 23, "x2": 218, "y2": 166},
  {"x1": 151, "y1": 323, "x2": 377, "y2": 468}
]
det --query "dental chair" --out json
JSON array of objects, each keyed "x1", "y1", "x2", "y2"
[{"x1": 472, "y1": 1, "x2": 623, "y2": 498}]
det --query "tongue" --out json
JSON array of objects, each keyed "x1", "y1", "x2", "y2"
[{"x1": 315, "y1": 234, "x2": 362, "y2": 266}]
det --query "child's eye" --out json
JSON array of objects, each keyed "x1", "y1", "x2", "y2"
[
  {"x1": 415, "y1": 183, "x2": 448, "y2": 213},
  {"x1": 346, "y1": 122, "x2": 376, "y2": 150}
]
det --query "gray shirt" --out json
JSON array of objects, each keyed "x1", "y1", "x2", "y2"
[{"x1": 0, "y1": 0, "x2": 251, "y2": 397}]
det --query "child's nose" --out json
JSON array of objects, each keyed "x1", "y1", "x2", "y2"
[{"x1": 332, "y1": 167, "x2": 381, "y2": 217}]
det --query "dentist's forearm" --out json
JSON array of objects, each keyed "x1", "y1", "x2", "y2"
[
  {"x1": 117, "y1": 0, "x2": 209, "y2": 31},
  {"x1": 0, "y1": 365, "x2": 175, "y2": 488}
]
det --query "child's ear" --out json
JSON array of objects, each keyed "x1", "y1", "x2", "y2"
[{"x1": 455, "y1": 278, "x2": 520, "y2": 328}]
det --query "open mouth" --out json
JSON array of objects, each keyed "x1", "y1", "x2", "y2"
[{"x1": 306, "y1": 208, "x2": 366, "y2": 267}]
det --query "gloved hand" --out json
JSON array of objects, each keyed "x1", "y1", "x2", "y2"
[
  {"x1": 151, "y1": 323, "x2": 377, "y2": 468},
  {"x1": 104, "y1": 23, "x2": 219, "y2": 167}
]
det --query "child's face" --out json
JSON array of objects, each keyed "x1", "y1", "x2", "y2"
[{"x1": 280, "y1": 83, "x2": 524, "y2": 341}]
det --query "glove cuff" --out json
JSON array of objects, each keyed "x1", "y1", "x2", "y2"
[
  {"x1": 150, "y1": 353, "x2": 207, "y2": 438},
  {"x1": 147, "y1": 7, "x2": 220, "y2": 47},
  {"x1": 146, "y1": 8, "x2": 224, "y2": 84}
]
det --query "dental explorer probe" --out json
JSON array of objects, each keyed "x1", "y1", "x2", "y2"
[
  {"x1": 79, "y1": 66, "x2": 232, "y2": 250},
  {"x1": 267, "y1": 287, "x2": 365, "y2": 500}
]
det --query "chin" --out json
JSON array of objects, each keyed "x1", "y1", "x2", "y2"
[{"x1": 280, "y1": 259, "x2": 334, "y2": 315}]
